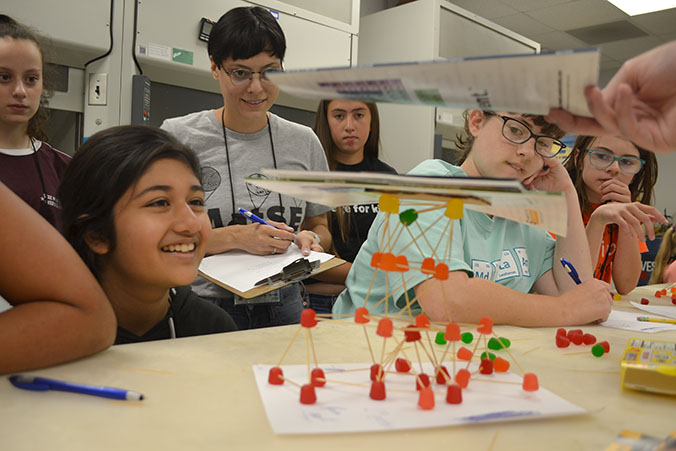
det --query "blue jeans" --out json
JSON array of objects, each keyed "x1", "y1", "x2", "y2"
[
  {"x1": 305, "y1": 293, "x2": 339, "y2": 315},
  {"x1": 204, "y1": 284, "x2": 304, "y2": 330}
]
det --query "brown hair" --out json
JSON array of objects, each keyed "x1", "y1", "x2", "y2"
[
  {"x1": 650, "y1": 226, "x2": 676, "y2": 284},
  {"x1": 313, "y1": 99, "x2": 381, "y2": 249},
  {"x1": 563, "y1": 135, "x2": 658, "y2": 214},
  {"x1": 0, "y1": 15, "x2": 52, "y2": 141},
  {"x1": 455, "y1": 110, "x2": 564, "y2": 164}
]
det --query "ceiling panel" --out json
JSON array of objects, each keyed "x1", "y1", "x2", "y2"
[
  {"x1": 499, "y1": 0, "x2": 573, "y2": 12},
  {"x1": 445, "y1": 0, "x2": 518, "y2": 19},
  {"x1": 598, "y1": 35, "x2": 665, "y2": 60},
  {"x1": 491, "y1": 12, "x2": 554, "y2": 36},
  {"x1": 628, "y1": 7, "x2": 676, "y2": 35},
  {"x1": 530, "y1": 30, "x2": 588, "y2": 50},
  {"x1": 525, "y1": 0, "x2": 625, "y2": 31}
]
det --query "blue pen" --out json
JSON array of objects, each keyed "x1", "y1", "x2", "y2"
[
  {"x1": 560, "y1": 258, "x2": 582, "y2": 285},
  {"x1": 239, "y1": 208, "x2": 279, "y2": 229},
  {"x1": 9, "y1": 375, "x2": 144, "y2": 401}
]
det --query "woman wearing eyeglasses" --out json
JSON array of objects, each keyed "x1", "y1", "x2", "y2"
[
  {"x1": 161, "y1": 6, "x2": 330, "y2": 330},
  {"x1": 334, "y1": 110, "x2": 620, "y2": 326},
  {"x1": 563, "y1": 136, "x2": 663, "y2": 294}
]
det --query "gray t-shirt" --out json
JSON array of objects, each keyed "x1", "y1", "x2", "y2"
[{"x1": 161, "y1": 110, "x2": 330, "y2": 299}]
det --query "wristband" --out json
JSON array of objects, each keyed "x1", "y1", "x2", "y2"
[{"x1": 308, "y1": 231, "x2": 321, "y2": 245}]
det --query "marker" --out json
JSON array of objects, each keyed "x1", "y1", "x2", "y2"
[
  {"x1": 9, "y1": 375, "x2": 144, "y2": 401},
  {"x1": 636, "y1": 316, "x2": 676, "y2": 324},
  {"x1": 560, "y1": 258, "x2": 581, "y2": 285}
]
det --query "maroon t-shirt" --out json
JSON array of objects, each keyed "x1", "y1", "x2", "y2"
[{"x1": 0, "y1": 141, "x2": 71, "y2": 228}]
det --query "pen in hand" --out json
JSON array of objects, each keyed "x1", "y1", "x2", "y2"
[
  {"x1": 560, "y1": 258, "x2": 582, "y2": 285},
  {"x1": 239, "y1": 208, "x2": 280, "y2": 230},
  {"x1": 9, "y1": 375, "x2": 144, "y2": 401}
]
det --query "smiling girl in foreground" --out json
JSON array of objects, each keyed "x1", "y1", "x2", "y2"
[
  {"x1": 334, "y1": 110, "x2": 615, "y2": 326},
  {"x1": 58, "y1": 126, "x2": 236, "y2": 344},
  {"x1": 564, "y1": 136, "x2": 664, "y2": 294}
]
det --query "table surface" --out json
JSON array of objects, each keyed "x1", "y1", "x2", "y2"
[{"x1": 2, "y1": 284, "x2": 675, "y2": 451}]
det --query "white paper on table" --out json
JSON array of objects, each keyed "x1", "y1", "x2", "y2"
[
  {"x1": 630, "y1": 301, "x2": 676, "y2": 320},
  {"x1": 600, "y1": 310, "x2": 676, "y2": 333},
  {"x1": 198, "y1": 244, "x2": 334, "y2": 293},
  {"x1": 253, "y1": 362, "x2": 585, "y2": 434}
]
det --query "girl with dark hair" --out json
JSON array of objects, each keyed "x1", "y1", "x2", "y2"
[
  {"x1": 58, "y1": 126, "x2": 236, "y2": 344},
  {"x1": 161, "y1": 6, "x2": 330, "y2": 330},
  {"x1": 0, "y1": 15, "x2": 69, "y2": 227},
  {"x1": 563, "y1": 135, "x2": 663, "y2": 294},
  {"x1": 306, "y1": 99, "x2": 396, "y2": 313}
]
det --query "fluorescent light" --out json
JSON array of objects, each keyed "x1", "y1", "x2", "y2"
[{"x1": 607, "y1": 0, "x2": 676, "y2": 15}]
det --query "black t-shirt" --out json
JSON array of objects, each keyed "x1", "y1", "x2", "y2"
[
  {"x1": 115, "y1": 286, "x2": 237, "y2": 344},
  {"x1": 331, "y1": 155, "x2": 397, "y2": 262}
]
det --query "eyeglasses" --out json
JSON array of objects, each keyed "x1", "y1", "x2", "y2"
[
  {"x1": 497, "y1": 115, "x2": 566, "y2": 158},
  {"x1": 222, "y1": 67, "x2": 280, "y2": 87},
  {"x1": 587, "y1": 150, "x2": 645, "y2": 175}
]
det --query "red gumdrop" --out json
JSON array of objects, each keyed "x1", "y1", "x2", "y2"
[
  {"x1": 455, "y1": 368, "x2": 471, "y2": 388},
  {"x1": 354, "y1": 307, "x2": 370, "y2": 324},
  {"x1": 457, "y1": 346, "x2": 473, "y2": 361},
  {"x1": 369, "y1": 381, "x2": 386, "y2": 400},
  {"x1": 376, "y1": 318, "x2": 393, "y2": 337},
  {"x1": 370, "y1": 252, "x2": 383, "y2": 269},
  {"x1": 415, "y1": 313, "x2": 431, "y2": 329},
  {"x1": 446, "y1": 384, "x2": 462, "y2": 404},
  {"x1": 672, "y1": 296, "x2": 676, "y2": 305},
  {"x1": 556, "y1": 334, "x2": 571, "y2": 348},
  {"x1": 300, "y1": 384, "x2": 317, "y2": 404},
  {"x1": 415, "y1": 373, "x2": 430, "y2": 390},
  {"x1": 395, "y1": 255, "x2": 409, "y2": 272},
  {"x1": 404, "y1": 324, "x2": 422, "y2": 342},
  {"x1": 418, "y1": 387, "x2": 435, "y2": 410},
  {"x1": 311, "y1": 368, "x2": 326, "y2": 387},
  {"x1": 370, "y1": 363, "x2": 384, "y2": 382},
  {"x1": 444, "y1": 323, "x2": 461, "y2": 341},
  {"x1": 434, "y1": 263, "x2": 449, "y2": 280},
  {"x1": 435, "y1": 366, "x2": 450, "y2": 384},
  {"x1": 479, "y1": 358, "x2": 494, "y2": 375},
  {"x1": 599, "y1": 341, "x2": 610, "y2": 353},
  {"x1": 494, "y1": 357, "x2": 510, "y2": 372},
  {"x1": 395, "y1": 358, "x2": 411, "y2": 373},
  {"x1": 556, "y1": 327, "x2": 567, "y2": 337},
  {"x1": 582, "y1": 333, "x2": 597, "y2": 345},
  {"x1": 570, "y1": 332, "x2": 584, "y2": 345},
  {"x1": 661, "y1": 288, "x2": 668, "y2": 295},
  {"x1": 566, "y1": 329, "x2": 582, "y2": 339},
  {"x1": 477, "y1": 317, "x2": 493, "y2": 334},
  {"x1": 421, "y1": 257, "x2": 436, "y2": 275},
  {"x1": 522, "y1": 373, "x2": 539, "y2": 392},
  {"x1": 268, "y1": 366, "x2": 284, "y2": 385},
  {"x1": 641, "y1": 298, "x2": 650, "y2": 305},
  {"x1": 655, "y1": 290, "x2": 662, "y2": 298},
  {"x1": 300, "y1": 308, "x2": 317, "y2": 328}
]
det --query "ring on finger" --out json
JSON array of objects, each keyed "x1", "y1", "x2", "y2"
[{"x1": 271, "y1": 247, "x2": 276, "y2": 255}]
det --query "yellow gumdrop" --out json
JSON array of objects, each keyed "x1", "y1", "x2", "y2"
[
  {"x1": 444, "y1": 198, "x2": 464, "y2": 219},
  {"x1": 379, "y1": 193, "x2": 399, "y2": 214},
  {"x1": 613, "y1": 293, "x2": 622, "y2": 301}
]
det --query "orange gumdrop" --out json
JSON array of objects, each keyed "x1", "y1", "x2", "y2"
[
  {"x1": 300, "y1": 384, "x2": 317, "y2": 404},
  {"x1": 493, "y1": 357, "x2": 510, "y2": 373},
  {"x1": 380, "y1": 253, "x2": 397, "y2": 272},
  {"x1": 455, "y1": 368, "x2": 471, "y2": 388},
  {"x1": 457, "y1": 346, "x2": 473, "y2": 361},
  {"x1": 354, "y1": 307, "x2": 370, "y2": 324},
  {"x1": 311, "y1": 368, "x2": 326, "y2": 387},
  {"x1": 415, "y1": 313, "x2": 431, "y2": 329},
  {"x1": 418, "y1": 387, "x2": 435, "y2": 410},
  {"x1": 300, "y1": 308, "x2": 317, "y2": 328},
  {"x1": 370, "y1": 252, "x2": 383, "y2": 269},
  {"x1": 444, "y1": 323, "x2": 461, "y2": 341},
  {"x1": 395, "y1": 255, "x2": 409, "y2": 272},
  {"x1": 477, "y1": 317, "x2": 493, "y2": 334},
  {"x1": 434, "y1": 263, "x2": 449, "y2": 280},
  {"x1": 421, "y1": 257, "x2": 436, "y2": 275},
  {"x1": 522, "y1": 373, "x2": 539, "y2": 392},
  {"x1": 376, "y1": 318, "x2": 393, "y2": 337}
]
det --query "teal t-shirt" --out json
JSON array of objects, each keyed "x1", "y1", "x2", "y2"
[{"x1": 332, "y1": 159, "x2": 555, "y2": 315}]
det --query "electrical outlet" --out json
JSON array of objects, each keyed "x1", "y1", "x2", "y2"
[{"x1": 88, "y1": 73, "x2": 108, "y2": 105}]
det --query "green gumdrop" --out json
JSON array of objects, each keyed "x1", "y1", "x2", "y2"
[
  {"x1": 461, "y1": 332, "x2": 473, "y2": 344},
  {"x1": 399, "y1": 209, "x2": 419, "y2": 226},
  {"x1": 488, "y1": 337, "x2": 511, "y2": 350},
  {"x1": 435, "y1": 331, "x2": 447, "y2": 345},
  {"x1": 591, "y1": 344, "x2": 605, "y2": 357},
  {"x1": 480, "y1": 351, "x2": 496, "y2": 361}
]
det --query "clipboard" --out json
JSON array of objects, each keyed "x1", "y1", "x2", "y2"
[{"x1": 199, "y1": 257, "x2": 346, "y2": 299}]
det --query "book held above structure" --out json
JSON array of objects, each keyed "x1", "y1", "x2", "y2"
[
  {"x1": 246, "y1": 169, "x2": 569, "y2": 236},
  {"x1": 267, "y1": 48, "x2": 600, "y2": 116}
]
